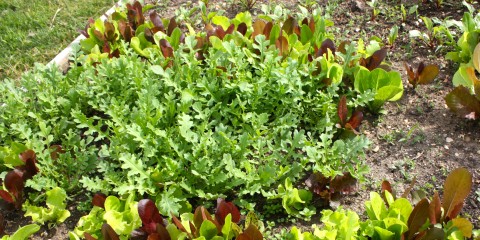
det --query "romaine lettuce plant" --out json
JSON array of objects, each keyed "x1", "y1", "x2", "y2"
[{"x1": 354, "y1": 66, "x2": 404, "y2": 112}]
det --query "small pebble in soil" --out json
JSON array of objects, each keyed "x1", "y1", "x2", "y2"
[
  {"x1": 444, "y1": 145, "x2": 449, "y2": 150},
  {"x1": 446, "y1": 137, "x2": 453, "y2": 143},
  {"x1": 455, "y1": 153, "x2": 459, "y2": 157}
]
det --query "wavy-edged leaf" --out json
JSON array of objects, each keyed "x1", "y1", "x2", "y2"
[
  {"x1": 406, "y1": 198, "x2": 429, "y2": 240},
  {"x1": 160, "y1": 39, "x2": 174, "y2": 58},
  {"x1": 429, "y1": 192, "x2": 441, "y2": 224},
  {"x1": 330, "y1": 172, "x2": 357, "y2": 194},
  {"x1": 442, "y1": 168, "x2": 472, "y2": 220},
  {"x1": 445, "y1": 86, "x2": 480, "y2": 120}
]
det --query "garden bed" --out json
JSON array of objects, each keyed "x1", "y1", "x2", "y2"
[{"x1": 1, "y1": 0, "x2": 479, "y2": 239}]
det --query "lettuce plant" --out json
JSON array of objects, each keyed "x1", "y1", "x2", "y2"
[
  {"x1": 24, "y1": 187, "x2": 71, "y2": 225},
  {"x1": 0, "y1": 224, "x2": 40, "y2": 240},
  {"x1": 0, "y1": 149, "x2": 39, "y2": 209},
  {"x1": 354, "y1": 67, "x2": 404, "y2": 113}
]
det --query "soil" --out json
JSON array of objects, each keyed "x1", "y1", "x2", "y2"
[{"x1": 1, "y1": 0, "x2": 479, "y2": 239}]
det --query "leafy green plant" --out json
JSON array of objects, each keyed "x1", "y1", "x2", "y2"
[
  {"x1": 409, "y1": 16, "x2": 457, "y2": 50},
  {"x1": 354, "y1": 66, "x2": 404, "y2": 112},
  {"x1": 23, "y1": 187, "x2": 70, "y2": 225},
  {"x1": 0, "y1": 149, "x2": 39, "y2": 208},
  {"x1": 269, "y1": 178, "x2": 315, "y2": 219},
  {"x1": 71, "y1": 193, "x2": 141, "y2": 239},
  {"x1": 366, "y1": 0, "x2": 380, "y2": 21},
  {"x1": 445, "y1": 66, "x2": 480, "y2": 120},
  {"x1": 388, "y1": 25, "x2": 399, "y2": 47},
  {"x1": 0, "y1": 224, "x2": 40, "y2": 240},
  {"x1": 404, "y1": 61, "x2": 439, "y2": 88}
]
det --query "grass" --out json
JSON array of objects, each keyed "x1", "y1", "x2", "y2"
[{"x1": 0, "y1": 0, "x2": 115, "y2": 80}]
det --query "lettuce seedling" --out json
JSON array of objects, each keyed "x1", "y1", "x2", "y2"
[
  {"x1": 24, "y1": 187, "x2": 71, "y2": 225},
  {"x1": 354, "y1": 66, "x2": 404, "y2": 112},
  {"x1": 359, "y1": 48, "x2": 387, "y2": 71},
  {"x1": 0, "y1": 149, "x2": 39, "y2": 209},
  {"x1": 337, "y1": 95, "x2": 363, "y2": 135},
  {"x1": 404, "y1": 61, "x2": 439, "y2": 88},
  {"x1": 446, "y1": 67, "x2": 480, "y2": 119},
  {"x1": 305, "y1": 171, "x2": 357, "y2": 202}
]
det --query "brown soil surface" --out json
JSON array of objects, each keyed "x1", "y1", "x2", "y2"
[{"x1": 1, "y1": 0, "x2": 479, "y2": 239}]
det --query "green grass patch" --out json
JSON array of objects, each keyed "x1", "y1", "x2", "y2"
[{"x1": 0, "y1": 0, "x2": 114, "y2": 79}]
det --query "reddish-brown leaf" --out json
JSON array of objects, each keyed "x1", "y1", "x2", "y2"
[
  {"x1": 92, "y1": 193, "x2": 107, "y2": 208},
  {"x1": 308, "y1": 17, "x2": 315, "y2": 33},
  {"x1": 401, "y1": 176, "x2": 417, "y2": 199},
  {"x1": 429, "y1": 192, "x2": 441, "y2": 224},
  {"x1": 318, "y1": 39, "x2": 336, "y2": 58},
  {"x1": 215, "y1": 26, "x2": 226, "y2": 40},
  {"x1": 215, "y1": 198, "x2": 241, "y2": 226},
  {"x1": 275, "y1": 36, "x2": 289, "y2": 57},
  {"x1": 4, "y1": 169, "x2": 24, "y2": 201},
  {"x1": 171, "y1": 214, "x2": 188, "y2": 233},
  {"x1": 237, "y1": 23, "x2": 247, "y2": 36},
  {"x1": 49, "y1": 145, "x2": 65, "y2": 161},
  {"x1": 346, "y1": 111, "x2": 363, "y2": 130},
  {"x1": 252, "y1": 20, "x2": 266, "y2": 40},
  {"x1": 445, "y1": 86, "x2": 480, "y2": 120},
  {"x1": 84, "y1": 232, "x2": 97, "y2": 240},
  {"x1": 337, "y1": 95, "x2": 347, "y2": 127},
  {"x1": 237, "y1": 224, "x2": 263, "y2": 240},
  {"x1": 0, "y1": 190, "x2": 14, "y2": 203},
  {"x1": 226, "y1": 24, "x2": 235, "y2": 35},
  {"x1": 104, "y1": 21, "x2": 117, "y2": 42},
  {"x1": 442, "y1": 168, "x2": 472, "y2": 221},
  {"x1": 361, "y1": 48, "x2": 387, "y2": 71},
  {"x1": 406, "y1": 198, "x2": 429, "y2": 240},
  {"x1": 160, "y1": 39, "x2": 174, "y2": 58},
  {"x1": 381, "y1": 180, "x2": 394, "y2": 204},
  {"x1": 18, "y1": 150, "x2": 38, "y2": 180},
  {"x1": 138, "y1": 199, "x2": 164, "y2": 234},
  {"x1": 154, "y1": 223, "x2": 171, "y2": 240},
  {"x1": 404, "y1": 62, "x2": 416, "y2": 85},
  {"x1": 150, "y1": 12, "x2": 164, "y2": 31},
  {"x1": 118, "y1": 21, "x2": 133, "y2": 42},
  {"x1": 305, "y1": 172, "x2": 329, "y2": 195},
  {"x1": 330, "y1": 172, "x2": 357, "y2": 194},
  {"x1": 102, "y1": 223, "x2": 120, "y2": 240},
  {"x1": 167, "y1": 17, "x2": 177, "y2": 36},
  {"x1": 263, "y1": 22, "x2": 273, "y2": 39}
]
